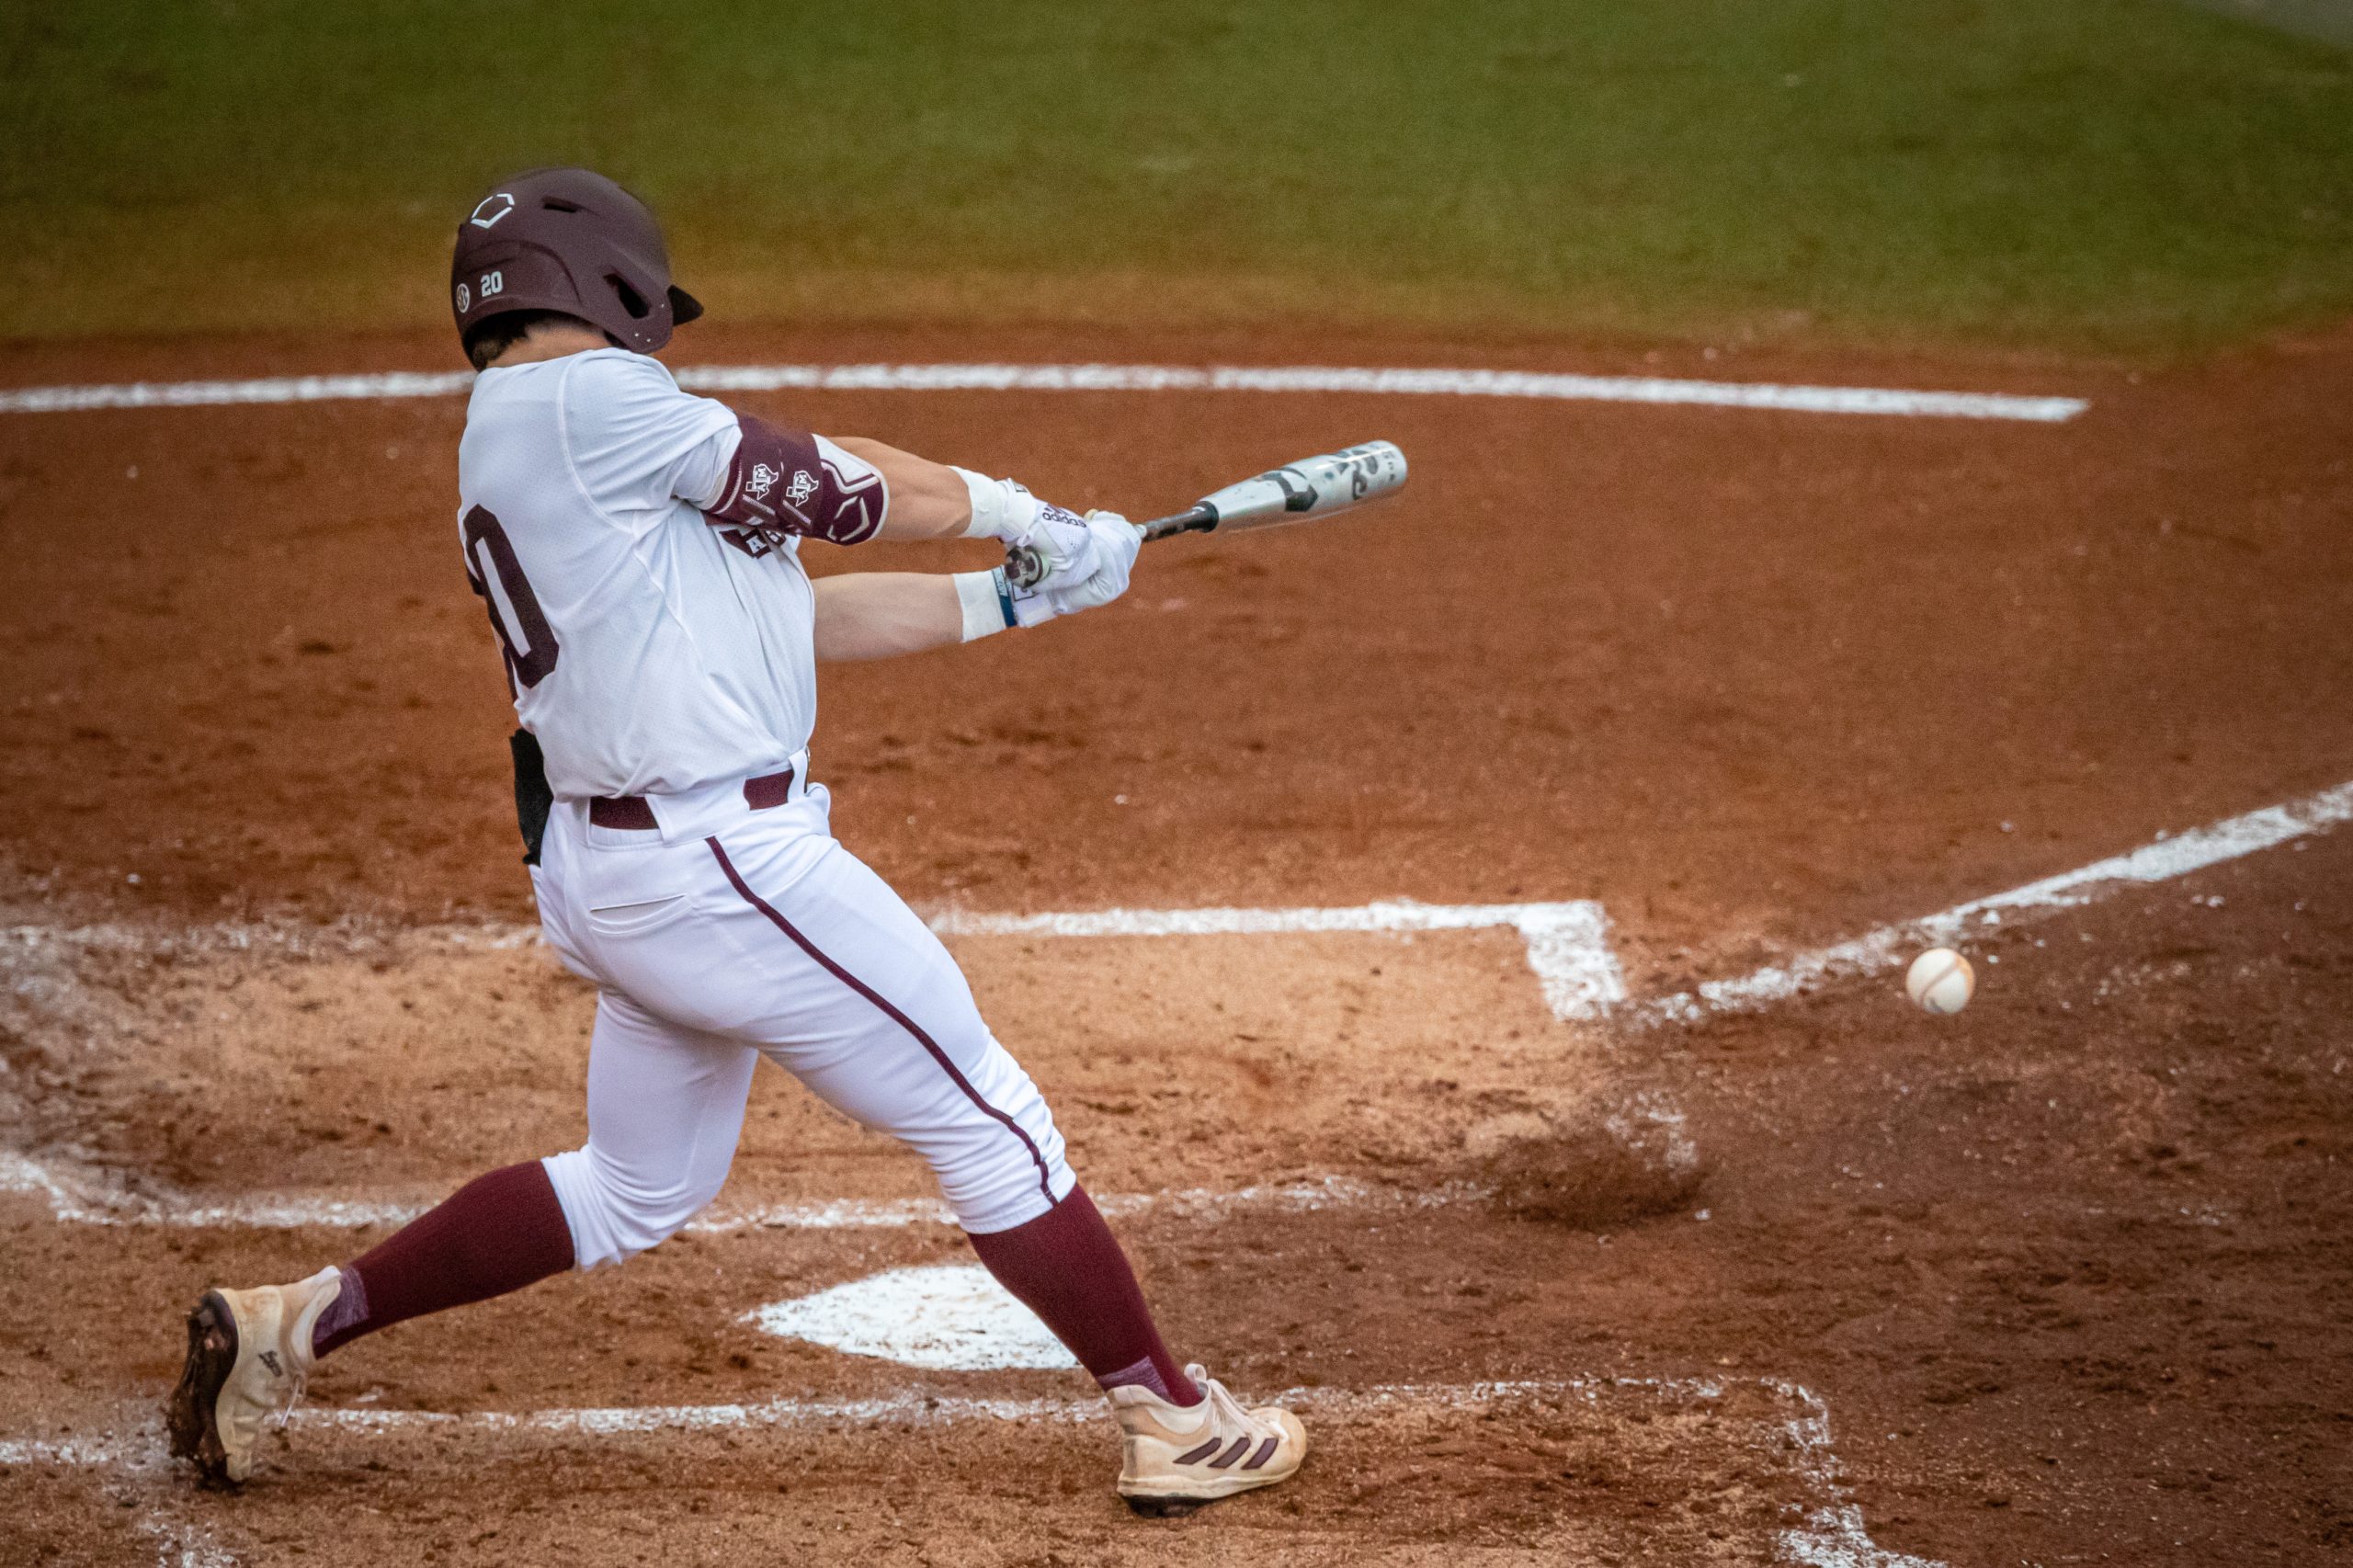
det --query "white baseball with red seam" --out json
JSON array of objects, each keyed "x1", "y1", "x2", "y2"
[{"x1": 1904, "y1": 948, "x2": 1974, "y2": 1015}]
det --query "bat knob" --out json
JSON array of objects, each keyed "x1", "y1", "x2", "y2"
[{"x1": 1005, "y1": 541, "x2": 1046, "y2": 591}]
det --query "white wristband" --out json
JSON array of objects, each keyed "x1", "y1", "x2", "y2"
[
  {"x1": 952, "y1": 467, "x2": 1035, "y2": 541},
  {"x1": 953, "y1": 467, "x2": 1004, "y2": 539},
  {"x1": 954, "y1": 568, "x2": 1018, "y2": 642}
]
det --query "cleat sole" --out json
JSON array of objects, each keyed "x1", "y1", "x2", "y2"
[
  {"x1": 1120, "y1": 1471, "x2": 1292, "y2": 1518},
  {"x1": 165, "y1": 1292, "x2": 240, "y2": 1489},
  {"x1": 1123, "y1": 1494, "x2": 1214, "y2": 1519}
]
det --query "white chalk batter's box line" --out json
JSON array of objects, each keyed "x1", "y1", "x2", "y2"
[
  {"x1": 933, "y1": 896, "x2": 1628, "y2": 1018},
  {"x1": 0, "y1": 896, "x2": 1627, "y2": 1020},
  {"x1": 0, "y1": 1377, "x2": 1939, "y2": 1568},
  {"x1": 1632, "y1": 776, "x2": 2353, "y2": 1024},
  {"x1": 0, "y1": 1154, "x2": 1465, "y2": 1233},
  {"x1": 0, "y1": 359, "x2": 2087, "y2": 421}
]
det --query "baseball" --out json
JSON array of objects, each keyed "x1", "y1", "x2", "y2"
[{"x1": 1905, "y1": 948, "x2": 1975, "y2": 1015}]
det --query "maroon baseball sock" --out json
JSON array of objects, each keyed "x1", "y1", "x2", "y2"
[
  {"x1": 312, "y1": 1161, "x2": 574, "y2": 1358},
  {"x1": 965, "y1": 1185, "x2": 1199, "y2": 1406}
]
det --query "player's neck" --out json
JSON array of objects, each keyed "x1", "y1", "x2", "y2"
[{"x1": 484, "y1": 324, "x2": 620, "y2": 369}]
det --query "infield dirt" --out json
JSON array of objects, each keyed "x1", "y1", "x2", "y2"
[{"x1": 2, "y1": 326, "x2": 2350, "y2": 1564}]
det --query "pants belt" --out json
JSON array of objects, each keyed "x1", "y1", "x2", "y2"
[{"x1": 588, "y1": 766, "x2": 798, "y2": 832}]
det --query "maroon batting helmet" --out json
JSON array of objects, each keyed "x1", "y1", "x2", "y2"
[{"x1": 449, "y1": 168, "x2": 703, "y2": 358}]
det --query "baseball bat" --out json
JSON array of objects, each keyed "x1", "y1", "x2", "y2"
[{"x1": 1006, "y1": 439, "x2": 1409, "y2": 589}]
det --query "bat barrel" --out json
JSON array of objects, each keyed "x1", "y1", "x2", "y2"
[{"x1": 1190, "y1": 440, "x2": 1407, "y2": 534}]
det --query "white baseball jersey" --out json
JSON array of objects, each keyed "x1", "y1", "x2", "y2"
[{"x1": 455, "y1": 347, "x2": 885, "y2": 801}]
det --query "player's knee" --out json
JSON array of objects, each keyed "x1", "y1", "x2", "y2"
[
  {"x1": 912, "y1": 1053, "x2": 1074, "y2": 1231},
  {"x1": 928, "y1": 1130, "x2": 1074, "y2": 1234},
  {"x1": 541, "y1": 1146, "x2": 730, "y2": 1269},
  {"x1": 604, "y1": 1171, "x2": 726, "y2": 1260}
]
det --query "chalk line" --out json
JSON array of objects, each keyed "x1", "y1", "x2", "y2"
[
  {"x1": 0, "y1": 1379, "x2": 1724, "y2": 1464},
  {"x1": 933, "y1": 896, "x2": 1626, "y2": 1020},
  {"x1": 6, "y1": 893, "x2": 1622, "y2": 1019},
  {"x1": 0, "y1": 1377, "x2": 1725, "y2": 1462},
  {"x1": 1646, "y1": 778, "x2": 2353, "y2": 1023},
  {"x1": 143, "y1": 1516, "x2": 240, "y2": 1568},
  {"x1": 0, "y1": 1378, "x2": 1938, "y2": 1566},
  {"x1": 0, "y1": 360, "x2": 2086, "y2": 422},
  {"x1": 0, "y1": 369, "x2": 474, "y2": 413},
  {"x1": 0, "y1": 916, "x2": 541, "y2": 953},
  {"x1": 0, "y1": 1151, "x2": 1452, "y2": 1233},
  {"x1": 1770, "y1": 1380, "x2": 1943, "y2": 1568},
  {"x1": 0, "y1": 1425, "x2": 241, "y2": 1566}
]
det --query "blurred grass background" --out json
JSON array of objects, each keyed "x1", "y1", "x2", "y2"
[{"x1": 1, "y1": 0, "x2": 2348, "y2": 353}]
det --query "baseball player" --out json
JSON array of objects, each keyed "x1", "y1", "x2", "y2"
[{"x1": 165, "y1": 167, "x2": 1305, "y2": 1516}]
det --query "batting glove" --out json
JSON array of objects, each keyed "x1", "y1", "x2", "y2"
[
  {"x1": 1007, "y1": 510, "x2": 1141, "y2": 628},
  {"x1": 1008, "y1": 503, "x2": 1108, "y2": 596}
]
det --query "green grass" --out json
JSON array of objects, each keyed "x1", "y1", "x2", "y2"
[{"x1": 3, "y1": 1, "x2": 2350, "y2": 353}]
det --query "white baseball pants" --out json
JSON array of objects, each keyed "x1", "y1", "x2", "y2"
[{"x1": 529, "y1": 772, "x2": 1074, "y2": 1268}]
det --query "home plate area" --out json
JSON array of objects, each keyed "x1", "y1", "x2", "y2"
[
  {"x1": 750, "y1": 1263, "x2": 1085, "y2": 1369},
  {"x1": 32, "y1": 799, "x2": 2352, "y2": 1562},
  {"x1": 26, "y1": 790, "x2": 2353, "y2": 1561},
  {"x1": 0, "y1": 895, "x2": 1950, "y2": 1566}
]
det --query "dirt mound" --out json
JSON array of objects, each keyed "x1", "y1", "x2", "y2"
[{"x1": 1470, "y1": 1095, "x2": 1708, "y2": 1229}]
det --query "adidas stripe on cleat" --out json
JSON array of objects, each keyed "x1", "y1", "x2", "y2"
[{"x1": 1109, "y1": 1364, "x2": 1307, "y2": 1517}]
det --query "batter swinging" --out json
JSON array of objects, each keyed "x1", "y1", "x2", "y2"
[{"x1": 165, "y1": 167, "x2": 1305, "y2": 1517}]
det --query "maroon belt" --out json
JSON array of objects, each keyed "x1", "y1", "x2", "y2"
[{"x1": 588, "y1": 766, "x2": 797, "y2": 831}]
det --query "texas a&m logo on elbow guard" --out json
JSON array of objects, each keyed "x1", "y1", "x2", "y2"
[{"x1": 704, "y1": 414, "x2": 885, "y2": 550}]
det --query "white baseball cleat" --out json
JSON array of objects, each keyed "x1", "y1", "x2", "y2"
[
  {"x1": 1108, "y1": 1364, "x2": 1307, "y2": 1517},
  {"x1": 165, "y1": 1267, "x2": 342, "y2": 1486}
]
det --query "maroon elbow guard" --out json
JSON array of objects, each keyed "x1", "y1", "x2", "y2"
[{"x1": 704, "y1": 414, "x2": 886, "y2": 545}]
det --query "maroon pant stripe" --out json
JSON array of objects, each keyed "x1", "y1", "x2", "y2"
[{"x1": 705, "y1": 836, "x2": 1055, "y2": 1209}]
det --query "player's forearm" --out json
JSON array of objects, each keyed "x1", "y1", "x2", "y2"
[
  {"x1": 828, "y1": 438, "x2": 972, "y2": 540},
  {"x1": 825, "y1": 437, "x2": 1078, "y2": 554},
  {"x1": 810, "y1": 573, "x2": 980, "y2": 661}
]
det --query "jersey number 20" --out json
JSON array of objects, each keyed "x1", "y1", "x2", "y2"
[{"x1": 462, "y1": 506, "x2": 561, "y2": 691}]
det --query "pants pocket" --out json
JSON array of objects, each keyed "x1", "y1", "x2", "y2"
[{"x1": 585, "y1": 893, "x2": 694, "y2": 937}]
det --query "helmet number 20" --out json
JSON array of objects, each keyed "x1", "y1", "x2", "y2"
[{"x1": 461, "y1": 506, "x2": 561, "y2": 691}]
